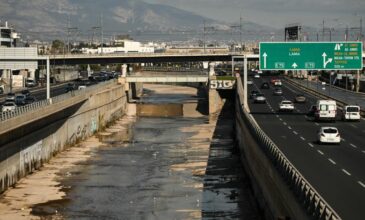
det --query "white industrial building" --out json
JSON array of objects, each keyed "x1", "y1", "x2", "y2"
[
  {"x1": 0, "y1": 21, "x2": 20, "y2": 47},
  {"x1": 81, "y1": 39, "x2": 155, "y2": 54}
]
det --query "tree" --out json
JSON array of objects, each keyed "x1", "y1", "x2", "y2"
[{"x1": 51, "y1": 40, "x2": 65, "y2": 54}]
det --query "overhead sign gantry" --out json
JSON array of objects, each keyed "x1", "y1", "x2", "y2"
[{"x1": 260, "y1": 42, "x2": 363, "y2": 70}]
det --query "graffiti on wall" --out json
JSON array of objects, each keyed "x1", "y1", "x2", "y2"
[{"x1": 210, "y1": 80, "x2": 236, "y2": 90}]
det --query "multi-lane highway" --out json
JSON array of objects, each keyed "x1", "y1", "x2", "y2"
[{"x1": 247, "y1": 74, "x2": 365, "y2": 220}]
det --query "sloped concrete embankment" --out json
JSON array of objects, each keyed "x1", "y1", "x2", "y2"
[{"x1": 0, "y1": 84, "x2": 127, "y2": 194}]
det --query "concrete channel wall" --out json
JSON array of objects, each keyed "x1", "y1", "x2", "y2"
[{"x1": 0, "y1": 83, "x2": 127, "y2": 194}]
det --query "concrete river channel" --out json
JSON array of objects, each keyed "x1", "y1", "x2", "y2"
[{"x1": 0, "y1": 84, "x2": 262, "y2": 220}]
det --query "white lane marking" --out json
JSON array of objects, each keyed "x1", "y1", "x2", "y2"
[
  {"x1": 350, "y1": 144, "x2": 358, "y2": 149},
  {"x1": 350, "y1": 124, "x2": 358, "y2": 128},
  {"x1": 328, "y1": 158, "x2": 336, "y2": 165},
  {"x1": 362, "y1": 150, "x2": 365, "y2": 154},
  {"x1": 276, "y1": 115, "x2": 279, "y2": 118},
  {"x1": 283, "y1": 122, "x2": 287, "y2": 126},
  {"x1": 342, "y1": 169, "x2": 351, "y2": 176},
  {"x1": 358, "y1": 181, "x2": 365, "y2": 188},
  {"x1": 317, "y1": 150, "x2": 324, "y2": 155},
  {"x1": 288, "y1": 126, "x2": 292, "y2": 130},
  {"x1": 300, "y1": 136, "x2": 306, "y2": 141},
  {"x1": 308, "y1": 143, "x2": 314, "y2": 148},
  {"x1": 279, "y1": 118, "x2": 283, "y2": 121},
  {"x1": 341, "y1": 138, "x2": 346, "y2": 142},
  {"x1": 293, "y1": 131, "x2": 298, "y2": 135},
  {"x1": 315, "y1": 123, "x2": 320, "y2": 126}
]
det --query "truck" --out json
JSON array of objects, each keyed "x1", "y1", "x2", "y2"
[{"x1": 315, "y1": 100, "x2": 337, "y2": 122}]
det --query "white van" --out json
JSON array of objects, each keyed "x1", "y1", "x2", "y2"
[
  {"x1": 342, "y1": 105, "x2": 361, "y2": 121},
  {"x1": 315, "y1": 100, "x2": 337, "y2": 121}
]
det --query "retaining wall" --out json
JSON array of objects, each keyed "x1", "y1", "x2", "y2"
[{"x1": 0, "y1": 84, "x2": 127, "y2": 194}]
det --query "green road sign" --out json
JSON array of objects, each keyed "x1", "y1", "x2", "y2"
[{"x1": 259, "y1": 42, "x2": 363, "y2": 70}]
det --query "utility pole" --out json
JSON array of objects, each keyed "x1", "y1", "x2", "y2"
[
  {"x1": 240, "y1": 15, "x2": 242, "y2": 52},
  {"x1": 100, "y1": 13, "x2": 104, "y2": 55},
  {"x1": 66, "y1": 15, "x2": 78, "y2": 54},
  {"x1": 203, "y1": 20, "x2": 206, "y2": 53},
  {"x1": 322, "y1": 19, "x2": 325, "y2": 41}
]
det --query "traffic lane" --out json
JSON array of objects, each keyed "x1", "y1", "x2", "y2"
[
  {"x1": 248, "y1": 94, "x2": 365, "y2": 220},
  {"x1": 262, "y1": 80, "x2": 365, "y2": 177},
  {"x1": 281, "y1": 80, "x2": 365, "y2": 151},
  {"x1": 289, "y1": 78, "x2": 365, "y2": 109},
  {"x1": 262, "y1": 88, "x2": 365, "y2": 183}
]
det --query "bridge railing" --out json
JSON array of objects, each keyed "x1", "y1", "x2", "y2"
[
  {"x1": 141, "y1": 66, "x2": 205, "y2": 73},
  {"x1": 237, "y1": 79, "x2": 341, "y2": 220},
  {"x1": 0, "y1": 80, "x2": 117, "y2": 123}
]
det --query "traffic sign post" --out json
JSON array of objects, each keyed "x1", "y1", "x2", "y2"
[{"x1": 260, "y1": 42, "x2": 363, "y2": 70}]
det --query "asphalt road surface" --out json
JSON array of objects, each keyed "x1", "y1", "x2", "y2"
[{"x1": 247, "y1": 75, "x2": 365, "y2": 220}]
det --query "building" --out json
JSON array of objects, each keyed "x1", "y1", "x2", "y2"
[
  {"x1": 81, "y1": 39, "x2": 155, "y2": 54},
  {"x1": 0, "y1": 21, "x2": 20, "y2": 47}
]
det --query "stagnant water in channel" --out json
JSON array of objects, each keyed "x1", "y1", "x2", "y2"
[{"x1": 31, "y1": 84, "x2": 262, "y2": 219}]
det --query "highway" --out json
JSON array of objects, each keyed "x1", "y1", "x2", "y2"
[
  {"x1": 247, "y1": 74, "x2": 365, "y2": 220},
  {"x1": 288, "y1": 77, "x2": 365, "y2": 110},
  {"x1": 0, "y1": 84, "x2": 68, "y2": 104}
]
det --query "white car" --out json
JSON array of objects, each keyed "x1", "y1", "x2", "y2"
[
  {"x1": 247, "y1": 79, "x2": 253, "y2": 85},
  {"x1": 2, "y1": 102, "x2": 17, "y2": 112},
  {"x1": 254, "y1": 74, "x2": 260, "y2": 78},
  {"x1": 342, "y1": 105, "x2": 361, "y2": 121},
  {"x1": 254, "y1": 94, "x2": 266, "y2": 103},
  {"x1": 279, "y1": 100, "x2": 294, "y2": 112},
  {"x1": 318, "y1": 127, "x2": 341, "y2": 144},
  {"x1": 78, "y1": 85, "x2": 87, "y2": 90}
]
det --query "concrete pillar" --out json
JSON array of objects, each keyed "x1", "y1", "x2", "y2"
[
  {"x1": 122, "y1": 64, "x2": 128, "y2": 77},
  {"x1": 209, "y1": 62, "x2": 215, "y2": 76},
  {"x1": 28, "y1": 69, "x2": 36, "y2": 79},
  {"x1": 209, "y1": 89, "x2": 224, "y2": 114}
]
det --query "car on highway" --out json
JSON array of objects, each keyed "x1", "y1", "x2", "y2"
[
  {"x1": 317, "y1": 127, "x2": 341, "y2": 144},
  {"x1": 254, "y1": 74, "x2": 260, "y2": 78},
  {"x1": 247, "y1": 79, "x2": 253, "y2": 85},
  {"x1": 250, "y1": 90, "x2": 259, "y2": 99},
  {"x1": 25, "y1": 96, "x2": 37, "y2": 105},
  {"x1": 15, "y1": 95, "x2": 27, "y2": 106},
  {"x1": 25, "y1": 79, "x2": 37, "y2": 87},
  {"x1": 21, "y1": 89, "x2": 31, "y2": 97},
  {"x1": 307, "y1": 105, "x2": 317, "y2": 117},
  {"x1": 254, "y1": 93, "x2": 266, "y2": 103},
  {"x1": 273, "y1": 80, "x2": 282, "y2": 86},
  {"x1": 65, "y1": 82, "x2": 77, "y2": 92},
  {"x1": 273, "y1": 88, "x2": 283, "y2": 96},
  {"x1": 294, "y1": 94, "x2": 306, "y2": 103},
  {"x1": 6, "y1": 93, "x2": 16, "y2": 102},
  {"x1": 341, "y1": 105, "x2": 361, "y2": 121},
  {"x1": 279, "y1": 100, "x2": 294, "y2": 112},
  {"x1": 2, "y1": 102, "x2": 17, "y2": 112},
  {"x1": 261, "y1": 82, "x2": 270, "y2": 89}
]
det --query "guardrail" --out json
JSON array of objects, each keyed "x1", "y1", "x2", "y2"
[
  {"x1": 141, "y1": 66, "x2": 204, "y2": 73},
  {"x1": 0, "y1": 80, "x2": 117, "y2": 122},
  {"x1": 237, "y1": 79, "x2": 341, "y2": 220},
  {"x1": 284, "y1": 77, "x2": 365, "y2": 117}
]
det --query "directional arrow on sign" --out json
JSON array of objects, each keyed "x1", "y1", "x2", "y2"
[
  {"x1": 322, "y1": 52, "x2": 333, "y2": 68},
  {"x1": 263, "y1": 52, "x2": 268, "y2": 68},
  {"x1": 292, "y1": 63, "x2": 298, "y2": 69}
]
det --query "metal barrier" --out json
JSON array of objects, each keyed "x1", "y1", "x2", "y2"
[
  {"x1": 0, "y1": 80, "x2": 117, "y2": 122},
  {"x1": 141, "y1": 66, "x2": 205, "y2": 73},
  {"x1": 236, "y1": 79, "x2": 341, "y2": 220}
]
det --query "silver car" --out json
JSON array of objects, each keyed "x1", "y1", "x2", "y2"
[
  {"x1": 2, "y1": 102, "x2": 17, "y2": 112},
  {"x1": 254, "y1": 94, "x2": 266, "y2": 103}
]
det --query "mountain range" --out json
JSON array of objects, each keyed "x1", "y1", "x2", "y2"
[{"x1": 0, "y1": 0, "x2": 276, "y2": 41}]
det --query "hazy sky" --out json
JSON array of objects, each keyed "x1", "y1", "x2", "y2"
[{"x1": 145, "y1": 0, "x2": 364, "y2": 28}]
